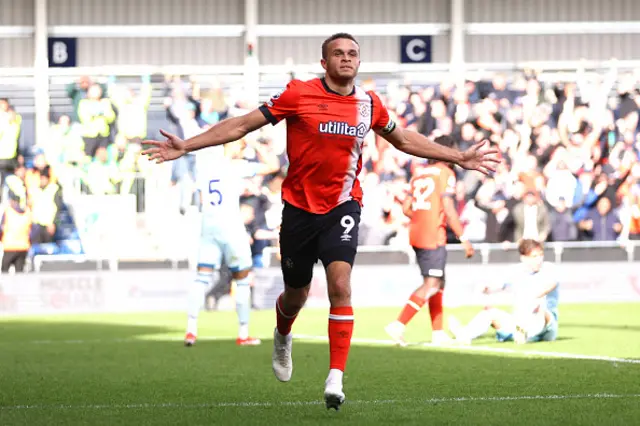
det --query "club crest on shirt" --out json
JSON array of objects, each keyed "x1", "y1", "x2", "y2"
[{"x1": 359, "y1": 102, "x2": 370, "y2": 117}]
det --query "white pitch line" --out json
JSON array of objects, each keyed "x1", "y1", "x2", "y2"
[
  {"x1": 294, "y1": 334, "x2": 640, "y2": 365},
  {"x1": 6, "y1": 334, "x2": 640, "y2": 365},
  {"x1": 2, "y1": 393, "x2": 639, "y2": 411}
]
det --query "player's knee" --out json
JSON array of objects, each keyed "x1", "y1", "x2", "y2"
[
  {"x1": 282, "y1": 285, "x2": 310, "y2": 311},
  {"x1": 327, "y1": 274, "x2": 351, "y2": 306}
]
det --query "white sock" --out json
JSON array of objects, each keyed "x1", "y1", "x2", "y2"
[
  {"x1": 464, "y1": 310, "x2": 493, "y2": 340},
  {"x1": 238, "y1": 323, "x2": 249, "y2": 340},
  {"x1": 390, "y1": 320, "x2": 406, "y2": 332},
  {"x1": 326, "y1": 369, "x2": 344, "y2": 386},
  {"x1": 186, "y1": 270, "x2": 212, "y2": 335},
  {"x1": 187, "y1": 318, "x2": 198, "y2": 336}
]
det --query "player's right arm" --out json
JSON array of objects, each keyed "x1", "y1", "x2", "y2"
[
  {"x1": 142, "y1": 109, "x2": 269, "y2": 163},
  {"x1": 143, "y1": 80, "x2": 301, "y2": 164}
]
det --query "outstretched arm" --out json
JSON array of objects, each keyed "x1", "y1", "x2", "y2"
[
  {"x1": 378, "y1": 127, "x2": 500, "y2": 175},
  {"x1": 143, "y1": 109, "x2": 269, "y2": 163}
]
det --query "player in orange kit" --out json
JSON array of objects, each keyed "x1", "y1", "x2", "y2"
[
  {"x1": 142, "y1": 33, "x2": 498, "y2": 410},
  {"x1": 386, "y1": 135, "x2": 475, "y2": 346}
]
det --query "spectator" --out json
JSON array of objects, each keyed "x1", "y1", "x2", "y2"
[
  {"x1": 0, "y1": 100, "x2": 21, "y2": 189},
  {"x1": 30, "y1": 166, "x2": 63, "y2": 245},
  {"x1": 78, "y1": 84, "x2": 116, "y2": 157},
  {"x1": 629, "y1": 190, "x2": 640, "y2": 240},
  {"x1": 108, "y1": 135, "x2": 142, "y2": 194},
  {"x1": 2, "y1": 164, "x2": 27, "y2": 210},
  {"x1": 511, "y1": 190, "x2": 551, "y2": 242},
  {"x1": 66, "y1": 76, "x2": 108, "y2": 122},
  {"x1": 108, "y1": 75, "x2": 152, "y2": 141},
  {"x1": 474, "y1": 180, "x2": 510, "y2": 243},
  {"x1": 241, "y1": 203, "x2": 278, "y2": 269},
  {"x1": 84, "y1": 147, "x2": 117, "y2": 195},
  {"x1": 25, "y1": 152, "x2": 56, "y2": 200},
  {"x1": 579, "y1": 197, "x2": 622, "y2": 241},
  {"x1": 549, "y1": 197, "x2": 578, "y2": 241},
  {"x1": 47, "y1": 114, "x2": 86, "y2": 166},
  {"x1": 0, "y1": 198, "x2": 32, "y2": 273}
]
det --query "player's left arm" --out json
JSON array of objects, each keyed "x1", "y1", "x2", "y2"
[
  {"x1": 442, "y1": 196, "x2": 474, "y2": 258},
  {"x1": 368, "y1": 91, "x2": 499, "y2": 174},
  {"x1": 378, "y1": 127, "x2": 499, "y2": 175}
]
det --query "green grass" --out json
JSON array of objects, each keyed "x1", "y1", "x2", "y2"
[{"x1": 1, "y1": 303, "x2": 639, "y2": 425}]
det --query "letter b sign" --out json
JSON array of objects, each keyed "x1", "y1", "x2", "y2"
[{"x1": 48, "y1": 38, "x2": 77, "y2": 67}]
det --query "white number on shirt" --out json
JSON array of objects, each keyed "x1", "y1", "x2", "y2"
[{"x1": 412, "y1": 177, "x2": 435, "y2": 211}]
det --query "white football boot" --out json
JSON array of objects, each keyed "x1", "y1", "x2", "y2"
[{"x1": 272, "y1": 328, "x2": 293, "y2": 382}]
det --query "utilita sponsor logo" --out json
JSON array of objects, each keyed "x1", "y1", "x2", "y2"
[{"x1": 319, "y1": 121, "x2": 367, "y2": 138}]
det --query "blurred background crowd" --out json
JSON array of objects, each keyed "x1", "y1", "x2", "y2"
[{"x1": 1, "y1": 64, "x2": 640, "y2": 272}]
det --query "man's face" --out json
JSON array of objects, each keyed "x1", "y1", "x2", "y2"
[
  {"x1": 524, "y1": 192, "x2": 538, "y2": 206},
  {"x1": 597, "y1": 197, "x2": 612, "y2": 216},
  {"x1": 96, "y1": 147, "x2": 108, "y2": 163},
  {"x1": 15, "y1": 166, "x2": 26, "y2": 180},
  {"x1": 79, "y1": 76, "x2": 91, "y2": 90},
  {"x1": 461, "y1": 123, "x2": 475, "y2": 141},
  {"x1": 521, "y1": 248, "x2": 544, "y2": 273},
  {"x1": 88, "y1": 84, "x2": 102, "y2": 100},
  {"x1": 0, "y1": 99, "x2": 8, "y2": 112},
  {"x1": 59, "y1": 115, "x2": 71, "y2": 128},
  {"x1": 322, "y1": 38, "x2": 360, "y2": 81}
]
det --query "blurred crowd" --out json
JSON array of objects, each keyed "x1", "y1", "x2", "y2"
[
  {"x1": 359, "y1": 64, "x2": 640, "y2": 246},
  {"x1": 1, "y1": 64, "x2": 640, "y2": 271}
]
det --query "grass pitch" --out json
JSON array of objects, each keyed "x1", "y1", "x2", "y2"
[{"x1": 1, "y1": 303, "x2": 639, "y2": 425}]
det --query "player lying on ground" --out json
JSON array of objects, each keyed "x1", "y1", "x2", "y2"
[
  {"x1": 142, "y1": 32, "x2": 500, "y2": 410},
  {"x1": 448, "y1": 239, "x2": 559, "y2": 344},
  {"x1": 386, "y1": 135, "x2": 475, "y2": 346},
  {"x1": 185, "y1": 138, "x2": 280, "y2": 347}
]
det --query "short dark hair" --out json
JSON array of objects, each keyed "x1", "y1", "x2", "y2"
[
  {"x1": 518, "y1": 239, "x2": 543, "y2": 256},
  {"x1": 322, "y1": 33, "x2": 359, "y2": 60}
]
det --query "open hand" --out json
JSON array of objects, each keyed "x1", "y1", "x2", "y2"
[
  {"x1": 459, "y1": 140, "x2": 501, "y2": 175},
  {"x1": 141, "y1": 130, "x2": 187, "y2": 164}
]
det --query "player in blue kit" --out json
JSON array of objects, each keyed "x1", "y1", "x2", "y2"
[
  {"x1": 185, "y1": 137, "x2": 279, "y2": 346},
  {"x1": 449, "y1": 239, "x2": 559, "y2": 344}
]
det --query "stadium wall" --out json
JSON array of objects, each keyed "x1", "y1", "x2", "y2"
[
  {"x1": 2, "y1": 0, "x2": 640, "y2": 67},
  {"x1": 258, "y1": 35, "x2": 450, "y2": 65},
  {"x1": 47, "y1": 0, "x2": 244, "y2": 25},
  {"x1": 465, "y1": 34, "x2": 640, "y2": 63},
  {"x1": 466, "y1": 0, "x2": 639, "y2": 22},
  {"x1": 2, "y1": 263, "x2": 639, "y2": 315},
  {"x1": 257, "y1": 0, "x2": 449, "y2": 24},
  {"x1": 75, "y1": 37, "x2": 245, "y2": 67}
]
